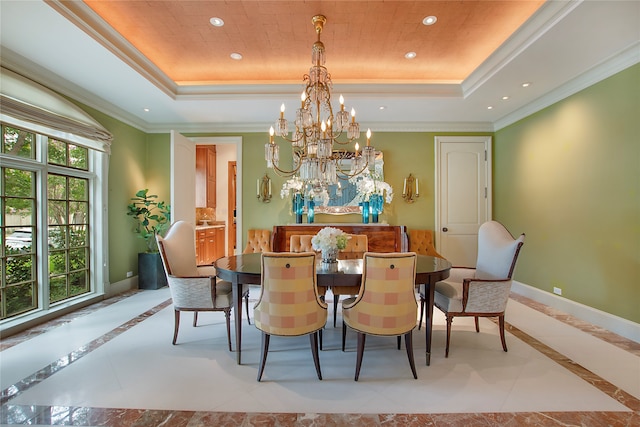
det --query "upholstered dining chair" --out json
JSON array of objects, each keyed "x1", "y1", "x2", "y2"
[
  {"x1": 289, "y1": 234, "x2": 314, "y2": 253},
  {"x1": 332, "y1": 234, "x2": 368, "y2": 327},
  {"x1": 409, "y1": 229, "x2": 446, "y2": 330},
  {"x1": 241, "y1": 229, "x2": 273, "y2": 325},
  {"x1": 253, "y1": 252, "x2": 328, "y2": 381},
  {"x1": 342, "y1": 252, "x2": 418, "y2": 381},
  {"x1": 157, "y1": 221, "x2": 234, "y2": 350},
  {"x1": 434, "y1": 220, "x2": 525, "y2": 357}
]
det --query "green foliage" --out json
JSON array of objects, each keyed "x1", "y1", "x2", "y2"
[{"x1": 126, "y1": 189, "x2": 171, "y2": 253}]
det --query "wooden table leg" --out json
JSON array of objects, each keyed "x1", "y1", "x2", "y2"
[
  {"x1": 424, "y1": 281, "x2": 435, "y2": 366},
  {"x1": 232, "y1": 277, "x2": 243, "y2": 364}
]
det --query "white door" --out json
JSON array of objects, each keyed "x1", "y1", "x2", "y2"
[
  {"x1": 435, "y1": 136, "x2": 491, "y2": 267},
  {"x1": 170, "y1": 130, "x2": 196, "y2": 226}
]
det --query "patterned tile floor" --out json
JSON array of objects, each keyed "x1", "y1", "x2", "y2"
[{"x1": 1, "y1": 289, "x2": 638, "y2": 426}]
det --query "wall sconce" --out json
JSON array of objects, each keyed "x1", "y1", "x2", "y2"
[
  {"x1": 257, "y1": 173, "x2": 272, "y2": 203},
  {"x1": 402, "y1": 173, "x2": 419, "y2": 203}
]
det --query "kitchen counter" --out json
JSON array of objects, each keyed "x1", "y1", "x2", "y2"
[{"x1": 195, "y1": 221, "x2": 225, "y2": 230}]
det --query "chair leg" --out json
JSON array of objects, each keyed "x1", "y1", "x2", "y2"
[
  {"x1": 257, "y1": 333, "x2": 270, "y2": 382},
  {"x1": 244, "y1": 289, "x2": 251, "y2": 325},
  {"x1": 445, "y1": 314, "x2": 453, "y2": 358},
  {"x1": 405, "y1": 331, "x2": 418, "y2": 379},
  {"x1": 342, "y1": 322, "x2": 347, "y2": 351},
  {"x1": 224, "y1": 308, "x2": 232, "y2": 352},
  {"x1": 418, "y1": 291, "x2": 425, "y2": 331},
  {"x1": 319, "y1": 328, "x2": 323, "y2": 351},
  {"x1": 397, "y1": 335, "x2": 401, "y2": 350},
  {"x1": 310, "y1": 332, "x2": 323, "y2": 380},
  {"x1": 475, "y1": 316, "x2": 480, "y2": 333},
  {"x1": 193, "y1": 311, "x2": 198, "y2": 327},
  {"x1": 333, "y1": 296, "x2": 340, "y2": 327},
  {"x1": 354, "y1": 332, "x2": 366, "y2": 381},
  {"x1": 499, "y1": 315, "x2": 508, "y2": 352},
  {"x1": 172, "y1": 309, "x2": 180, "y2": 345}
]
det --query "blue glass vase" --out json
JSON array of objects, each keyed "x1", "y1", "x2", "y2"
[
  {"x1": 293, "y1": 193, "x2": 303, "y2": 223},
  {"x1": 361, "y1": 201, "x2": 370, "y2": 224},
  {"x1": 370, "y1": 194, "x2": 383, "y2": 223},
  {"x1": 307, "y1": 199, "x2": 315, "y2": 223}
]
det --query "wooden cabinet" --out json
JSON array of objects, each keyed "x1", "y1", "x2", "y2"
[
  {"x1": 196, "y1": 226, "x2": 226, "y2": 265},
  {"x1": 196, "y1": 146, "x2": 216, "y2": 209},
  {"x1": 272, "y1": 225, "x2": 408, "y2": 253}
]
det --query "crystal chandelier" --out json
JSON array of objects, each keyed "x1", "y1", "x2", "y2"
[{"x1": 265, "y1": 15, "x2": 375, "y2": 191}]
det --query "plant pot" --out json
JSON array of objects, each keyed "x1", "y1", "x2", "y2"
[{"x1": 138, "y1": 252, "x2": 168, "y2": 290}]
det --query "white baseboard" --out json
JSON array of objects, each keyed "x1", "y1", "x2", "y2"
[
  {"x1": 511, "y1": 281, "x2": 640, "y2": 344},
  {"x1": 106, "y1": 276, "x2": 138, "y2": 298}
]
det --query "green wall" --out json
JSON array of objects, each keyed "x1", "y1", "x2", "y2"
[{"x1": 494, "y1": 64, "x2": 640, "y2": 323}]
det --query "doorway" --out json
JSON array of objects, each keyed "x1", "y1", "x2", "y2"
[
  {"x1": 435, "y1": 136, "x2": 492, "y2": 267},
  {"x1": 227, "y1": 161, "x2": 237, "y2": 255}
]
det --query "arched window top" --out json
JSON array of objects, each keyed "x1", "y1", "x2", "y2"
[{"x1": 0, "y1": 67, "x2": 113, "y2": 153}]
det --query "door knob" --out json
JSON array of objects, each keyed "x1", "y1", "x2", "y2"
[{"x1": 443, "y1": 227, "x2": 448, "y2": 232}]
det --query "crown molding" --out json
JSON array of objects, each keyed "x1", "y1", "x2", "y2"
[{"x1": 493, "y1": 41, "x2": 640, "y2": 131}]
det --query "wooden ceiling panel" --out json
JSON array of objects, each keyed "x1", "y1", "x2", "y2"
[{"x1": 82, "y1": 1, "x2": 545, "y2": 85}]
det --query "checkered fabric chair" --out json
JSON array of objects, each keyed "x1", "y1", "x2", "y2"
[
  {"x1": 434, "y1": 220, "x2": 525, "y2": 357},
  {"x1": 332, "y1": 234, "x2": 368, "y2": 327},
  {"x1": 157, "y1": 221, "x2": 234, "y2": 350},
  {"x1": 253, "y1": 252, "x2": 328, "y2": 381},
  {"x1": 342, "y1": 252, "x2": 418, "y2": 381}
]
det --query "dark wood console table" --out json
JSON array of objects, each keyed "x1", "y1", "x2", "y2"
[{"x1": 272, "y1": 224, "x2": 408, "y2": 253}]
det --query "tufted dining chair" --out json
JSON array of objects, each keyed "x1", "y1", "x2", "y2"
[
  {"x1": 241, "y1": 229, "x2": 273, "y2": 325},
  {"x1": 434, "y1": 221, "x2": 525, "y2": 357},
  {"x1": 157, "y1": 221, "x2": 234, "y2": 350},
  {"x1": 253, "y1": 252, "x2": 328, "y2": 381},
  {"x1": 332, "y1": 234, "x2": 368, "y2": 327},
  {"x1": 409, "y1": 229, "x2": 446, "y2": 330},
  {"x1": 342, "y1": 252, "x2": 418, "y2": 381}
]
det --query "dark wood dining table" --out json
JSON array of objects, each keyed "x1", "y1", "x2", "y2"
[{"x1": 214, "y1": 253, "x2": 451, "y2": 366}]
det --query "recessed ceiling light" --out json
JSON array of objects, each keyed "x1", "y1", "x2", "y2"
[
  {"x1": 210, "y1": 17, "x2": 224, "y2": 27},
  {"x1": 502, "y1": 96, "x2": 510, "y2": 100},
  {"x1": 422, "y1": 16, "x2": 437, "y2": 26},
  {"x1": 487, "y1": 106, "x2": 493, "y2": 110},
  {"x1": 230, "y1": 52, "x2": 243, "y2": 60},
  {"x1": 405, "y1": 51, "x2": 417, "y2": 59},
  {"x1": 143, "y1": 108, "x2": 150, "y2": 112},
  {"x1": 522, "y1": 82, "x2": 531, "y2": 88},
  {"x1": 379, "y1": 106, "x2": 387, "y2": 110}
]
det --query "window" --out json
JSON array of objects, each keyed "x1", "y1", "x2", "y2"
[{"x1": 1, "y1": 124, "x2": 104, "y2": 323}]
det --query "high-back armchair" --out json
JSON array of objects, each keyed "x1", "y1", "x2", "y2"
[
  {"x1": 341, "y1": 252, "x2": 418, "y2": 381},
  {"x1": 409, "y1": 229, "x2": 446, "y2": 330},
  {"x1": 434, "y1": 220, "x2": 525, "y2": 357},
  {"x1": 253, "y1": 252, "x2": 328, "y2": 381},
  {"x1": 157, "y1": 221, "x2": 233, "y2": 350}
]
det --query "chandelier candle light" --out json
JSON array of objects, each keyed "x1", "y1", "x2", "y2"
[{"x1": 265, "y1": 15, "x2": 375, "y2": 193}]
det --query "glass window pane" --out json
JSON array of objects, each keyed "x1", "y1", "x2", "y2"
[
  {"x1": 69, "y1": 248, "x2": 87, "y2": 270},
  {"x1": 47, "y1": 138, "x2": 67, "y2": 166},
  {"x1": 48, "y1": 226, "x2": 67, "y2": 250},
  {"x1": 69, "y1": 178, "x2": 88, "y2": 201},
  {"x1": 69, "y1": 145, "x2": 88, "y2": 170},
  {"x1": 47, "y1": 174, "x2": 67, "y2": 200},
  {"x1": 49, "y1": 275, "x2": 67, "y2": 303},
  {"x1": 49, "y1": 251, "x2": 67, "y2": 275},
  {"x1": 4, "y1": 168, "x2": 34, "y2": 198},
  {"x1": 5, "y1": 283, "x2": 37, "y2": 317},
  {"x1": 5, "y1": 254, "x2": 34, "y2": 285},
  {"x1": 69, "y1": 226, "x2": 88, "y2": 248},
  {"x1": 70, "y1": 271, "x2": 88, "y2": 296},
  {"x1": 5, "y1": 226, "x2": 34, "y2": 254},
  {"x1": 2, "y1": 125, "x2": 34, "y2": 159},
  {"x1": 70, "y1": 202, "x2": 87, "y2": 225},
  {"x1": 4, "y1": 200, "x2": 34, "y2": 227},
  {"x1": 48, "y1": 200, "x2": 67, "y2": 226}
]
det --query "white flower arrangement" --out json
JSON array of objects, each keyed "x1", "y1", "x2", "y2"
[
  {"x1": 311, "y1": 227, "x2": 350, "y2": 253},
  {"x1": 280, "y1": 176, "x2": 304, "y2": 199},
  {"x1": 352, "y1": 174, "x2": 394, "y2": 204}
]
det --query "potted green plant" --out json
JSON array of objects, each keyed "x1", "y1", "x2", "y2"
[{"x1": 127, "y1": 189, "x2": 171, "y2": 289}]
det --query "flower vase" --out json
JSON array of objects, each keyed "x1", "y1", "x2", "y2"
[
  {"x1": 293, "y1": 193, "x2": 303, "y2": 224},
  {"x1": 321, "y1": 247, "x2": 338, "y2": 272},
  {"x1": 370, "y1": 194, "x2": 382, "y2": 223},
  {"x1": 307, "y1": 199, "x2": 315, "y2": 223},
  {"x1": 361, "y1": 201, "x2": 370, "y2": 224}
]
